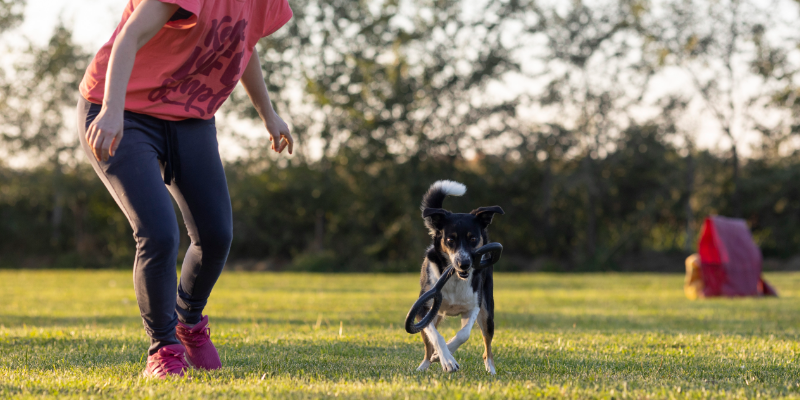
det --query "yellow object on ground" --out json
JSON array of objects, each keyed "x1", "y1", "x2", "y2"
[{"x1": 684, "y1": 253, "x2": 704, "y2": 300}]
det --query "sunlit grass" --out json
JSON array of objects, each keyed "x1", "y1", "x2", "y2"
[{"x1": 2, "y1": 270, "x2": 800, "y2": 399}]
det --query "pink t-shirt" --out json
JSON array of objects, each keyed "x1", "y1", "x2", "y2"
[{"x1": 79, "y1": 0, "x2": 292, "y2": 121}]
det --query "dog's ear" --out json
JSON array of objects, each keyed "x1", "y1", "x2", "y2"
[
  {"x1": 422, "y1": 208, "x2": 450, "y2": 234},
  {"x1": 471, "y1": 206, "x2": 504, "y2": 228}
]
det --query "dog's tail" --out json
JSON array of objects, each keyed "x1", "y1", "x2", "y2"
[{"x1": 421, "y1": 180, "x2": 466, "y2": 211}]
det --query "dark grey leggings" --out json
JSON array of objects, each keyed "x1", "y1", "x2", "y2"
[{"x1": 77, "y1": 97, "x2": 232, "y2": 355}]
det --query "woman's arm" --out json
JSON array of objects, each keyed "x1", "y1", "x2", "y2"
[
  {"x1": 86, "y1": 0, "x2": 180, "y2": 162},
  {"x1": 239, "y1": 48, "x2": 294, "y2": 154}
]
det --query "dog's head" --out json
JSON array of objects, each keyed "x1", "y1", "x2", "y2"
[{"x1": 423, "y1": 206, "x2": 504, "y2": 280}]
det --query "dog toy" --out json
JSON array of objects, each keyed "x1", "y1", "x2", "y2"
[{"x1": 404, "y1": 242, "x2": 503, "y2": 334}]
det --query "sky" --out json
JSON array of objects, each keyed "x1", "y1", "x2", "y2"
[
  {"x1": 18, "y1": 0, "x2": 124, "y2": 50},
  {"x1": 5, "y1": 0, "x2": 800, "y2": 166}
]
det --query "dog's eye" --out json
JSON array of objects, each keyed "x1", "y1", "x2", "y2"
[
  {"x1": 445, "y1": 238, "x2": 454, "y2": 246},
  {"x1": 470, "y1": 237, "x2": 477, "y2": 244}
]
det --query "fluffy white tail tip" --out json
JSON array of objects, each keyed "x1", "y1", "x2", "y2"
[{"x1": 432, "y1": 180, "x2": 466, "y2": 196}]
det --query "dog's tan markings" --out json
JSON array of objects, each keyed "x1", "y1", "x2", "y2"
[
  {"x1": 422, "y1": 315, "x2": 441, "y2": 360},
  {"x1": 477, "y1": 308, "x2": 496, "y2": 375},
  {"x1": 421, "y1": 326, "x2": 435, "y2": 361},
  {"x1": 440, "y1": 236, "x2": 457, "y2": 258}
]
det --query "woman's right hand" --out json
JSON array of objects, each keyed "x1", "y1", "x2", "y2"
[{"x1": 86, "y1": 106, "x2": 124, "y2": 162}]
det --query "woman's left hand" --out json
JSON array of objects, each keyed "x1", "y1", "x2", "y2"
[{"x1": 265, "y1": 112, "x2": 293, "y2": 154}]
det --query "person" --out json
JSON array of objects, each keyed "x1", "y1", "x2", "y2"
[{"x1": 76, "y1": 0, "x2": 294, "y2": 378}]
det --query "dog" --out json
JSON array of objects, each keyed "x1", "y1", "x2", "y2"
[{"x1": 414, "y1": 180, "x2": 504, "y2": 374}]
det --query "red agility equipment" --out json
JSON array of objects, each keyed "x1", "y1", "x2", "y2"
[{"x1": 697, "y1": 216, "x2": 777, "y2": 297}]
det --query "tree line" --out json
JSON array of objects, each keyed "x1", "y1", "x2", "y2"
[{"x1": 1, "y1": 0, "x2": 799, "y2": 271}]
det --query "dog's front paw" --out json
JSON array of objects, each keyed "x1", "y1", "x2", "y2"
[
  {"x1": 439, "y1": 352, "x2": 460, "y2": 372},
  {"x1": 416, "y1": 360, "x2": 431, "y2": 371},
  {"x1": 484, "y1": 358, "x2": 496, "y2": 375}
]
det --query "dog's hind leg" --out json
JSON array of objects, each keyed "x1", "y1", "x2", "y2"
[
  {"x1": 423, "y1": 316, "x2": 460, "y2": 372},
  {"x1": 477, "y1": 307, "x2": 496, "y2": 375},
  {"x1": 417, "y1": 315, "x2": 441, "y2": 371}
]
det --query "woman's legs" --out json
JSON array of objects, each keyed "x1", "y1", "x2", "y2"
[
  {"x1": 78, "y1": 97, "x2": 182, "y2": 354},
  {"x1": 166, "y1": 118, "x2": 232, "y2": 326},
  {"x1": 77, "y1": 97, "x2": 232, "y2": 355}
]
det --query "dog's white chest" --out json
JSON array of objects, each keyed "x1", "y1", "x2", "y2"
[{"x1": 439, "y1": 274, "x2": 478, "y2": 316}]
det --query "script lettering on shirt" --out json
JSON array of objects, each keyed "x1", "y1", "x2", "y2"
[{"x1": 147, "y1": 17, "x2": 249, "y2": 117}]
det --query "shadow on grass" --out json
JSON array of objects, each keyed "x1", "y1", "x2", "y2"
[
  {"x1": 495, "y1": 347, "x2": 799, "y2": 394},
  {"x1": 4, "y1": 306, "x2": 800, "y2": 339},
  {"x1": 0, "y1": 315, "x2": 362, "y2": 328},
  {"x1": 498, "y1": 310, "x2": 800, "y2": 336},
  {"x1": 3, "y1": 331, "x2": 799, "y2": 398},
  {"x1": 0, "y1": 315, "x2": 139, "y2": 328},
  {"x1": 0, "y1": 336, "x2": 146, "y2": 369},
  {"x1": 0, "y1": 335, "x2": 430, "y2": 378}
]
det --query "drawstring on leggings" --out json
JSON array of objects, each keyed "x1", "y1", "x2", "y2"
[{"x1": 163, "y1": 120, "x2": 180, "y2": 186}]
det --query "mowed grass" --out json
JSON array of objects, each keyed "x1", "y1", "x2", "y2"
[{"x1": 2, "y1": 271, "x2": 800, "y2": 399}]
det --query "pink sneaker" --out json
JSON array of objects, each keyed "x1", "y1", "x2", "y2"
[
  {"x1": 176, "y1": 315, "x2": 222, "y2": 370},
  {"x1": 142, "y1": 344, "x2": 188, "y2": 379}
]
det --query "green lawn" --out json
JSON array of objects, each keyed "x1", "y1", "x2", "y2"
[{"x1": 2, "y1": 270, "x2": 800, "y2": 399}]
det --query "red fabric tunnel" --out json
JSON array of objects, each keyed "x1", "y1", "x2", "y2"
[{"x1": 697, "y1": 216, "x2": 777, "y2": 297}]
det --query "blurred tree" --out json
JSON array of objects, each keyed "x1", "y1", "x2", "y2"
[
  {"x1": 228, "y1": 0, "x2": 531, "y2": 159},
  {"x1": 222, "y1": 0, "x2": 534, "y2": 265},
  {"x1": 655, "y1": 95, "x2": 695, "y2": 251},
  {"x1": 1, "y1": 0, "x2": 800, "y2": 271},
  {"x1": 0, "y1": 22, "x2": 91, "y2": 248},
  {"x1": 640, "y1": 0, "x2": 799, "y2": 218},
  {"x1": 0, "y1": 0, "x2": 24, "y2": 33},
  {"x1": 526, "y1": 0, "x2": 655, "y2": 262}
]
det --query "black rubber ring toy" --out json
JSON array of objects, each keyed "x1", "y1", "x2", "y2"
[{"x1": 404, "y1": 242, "x2": 503, "y2": 334}]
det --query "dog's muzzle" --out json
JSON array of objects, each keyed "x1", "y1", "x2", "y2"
[
  {"x1": 452, "y1": 249, "x2": 472, "y2": 279},
  {"x1": 454, "y1": 258, "x2": 472, "y2": 279}
]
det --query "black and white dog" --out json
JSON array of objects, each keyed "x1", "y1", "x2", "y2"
[{"x1": 415, "y1": 180, "x2": 504, "y2": 374}]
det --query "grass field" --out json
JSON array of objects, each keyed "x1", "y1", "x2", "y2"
[{"x1": 2, "y1": 270, "x2": 800, "y2": 399}]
